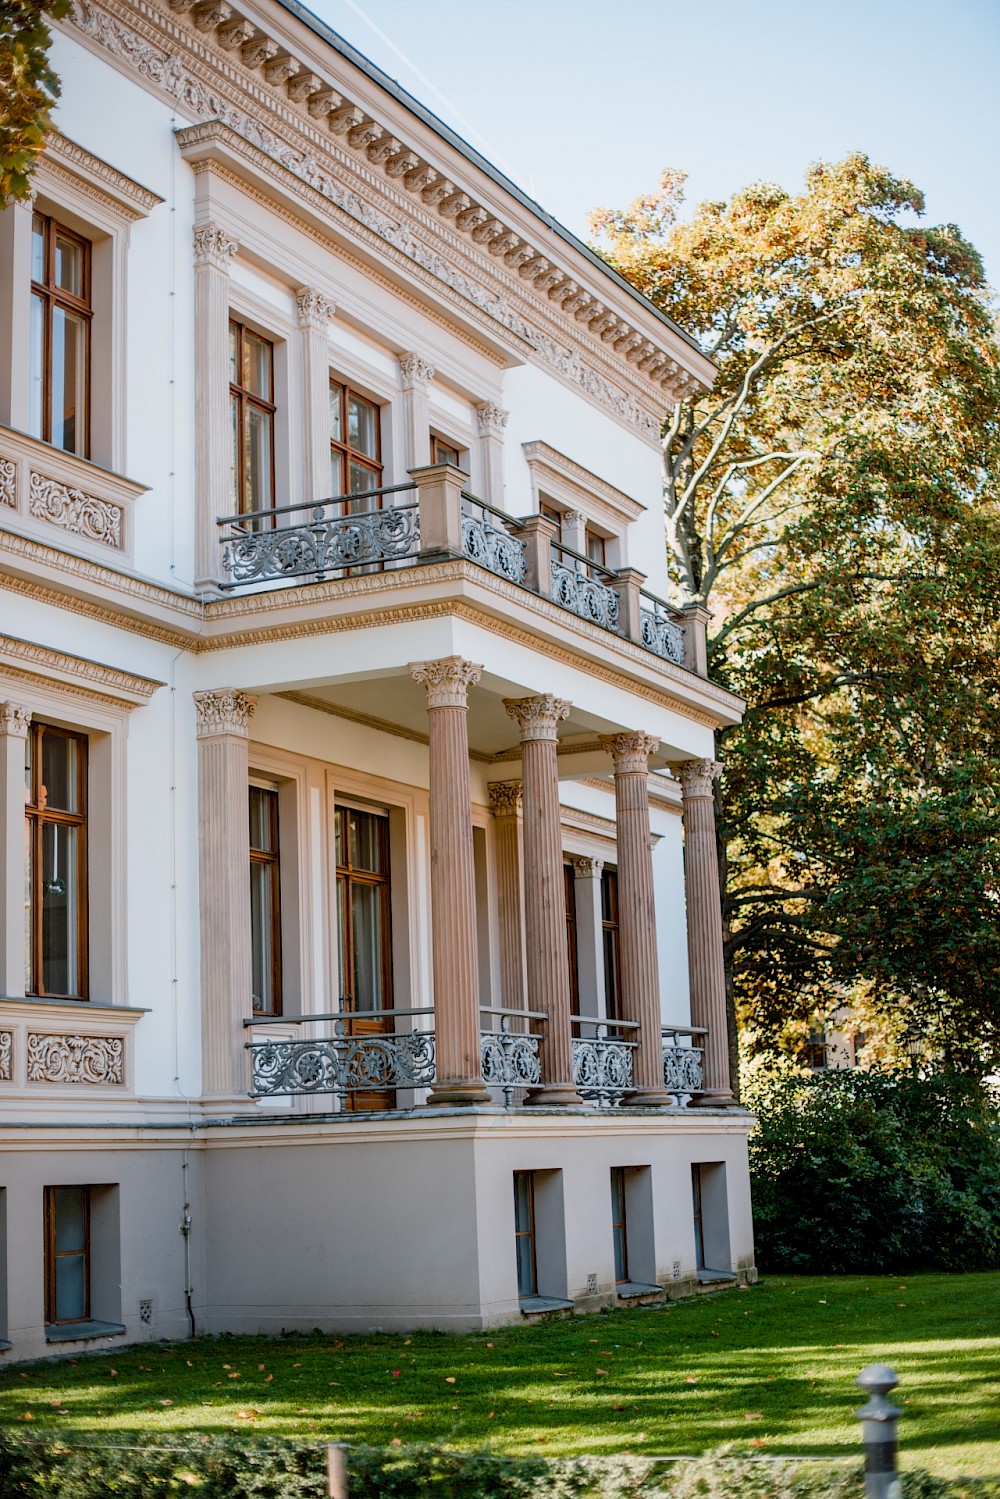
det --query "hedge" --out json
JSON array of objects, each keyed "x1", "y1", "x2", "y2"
[{"x1": 1, "y1": 1434, "x2": 999, "y2": 1499}]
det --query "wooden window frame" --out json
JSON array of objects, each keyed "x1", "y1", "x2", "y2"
[
  {"x1": 329, "y1": 380, "x2": 383, "y2": 503},
  {"x1": 430, "y1": 433, "x2": 462, "y2": 469},
  {"x1": 30, "y1": 212, "x2": 92, "y2": 457},
  {"x1": 229, "y1": 318, "x2": 276, "y2": 520},
  {"x1": 334, "y1": 806, "x2": 393, "y2": 1015},
  {"x1": 513, "y1": 1170, "x2": 538, "y2": 1298},
  {"x1": 601, "y1": 867, "x2": 621, "y2": 1022},
  {"x1": 610, "y1": 1167, "x2": 629, "y2": 1284},
  {"x1": 44, "y1": 1185, "x2": 91, "y2": 1326},
  {"x1": 539, "y1": 501, "x2": 563, "y2": 542},
  {"x1": 249, "y1": 786, "x2": 282, "y2": 1017},
  {"x1": 25, "y1": 722, "x2": 89, "y2": 1001},
  {"x1": 563, "y1": 861, "x2": 580, "y2": 1016},
  {"x1": 585, "y1": 527, "x2": 607, "y2": 568}
]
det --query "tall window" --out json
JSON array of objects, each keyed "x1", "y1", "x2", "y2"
[
  {"x1": 601, "y1": 868, "x2": 621, "y2": 1021},
  {"x1": 692, "y1": 1165, "x2": 706, "y2": 1270},
  {"x1": 610, "y1": 1168, "x2": 629, "y2": 1284},
  {"x1": 45, "y1": 1186, "x2": 90, "y2": 1325},
  {"x1": 540, "y1": 501, "x2": 563, "y2": 541},
  {"x1": 513, "y1": 1172, "x2": 537, "y2": 1298},
  {"x1": 25, "y1": 724, "x2": 88, "y2": 1000},
  {"x1": 29, "y1": 214, "x2": 91, "y2": 456},
  {"x1": 335, "y1": 807, "x2": 392, "y2": 1013},
  {"x1": 430, "y1": 434, "x2": 461, "y2": 468},
  {"x1": 330, "y1": 382, "x2": 382, "y2": 502},
  {"x1": 563, "y1": 862, "x2": 580, "y2": 1015},
  {"x1": 249, "y1": 787, "x2": 282, "y2": 1016},
  {"x1": 229, "y1": 319, "x2": 275, "y2": 518},
  {"x1": 586, "y1": 529, "x2": 607, "y2": 568}
]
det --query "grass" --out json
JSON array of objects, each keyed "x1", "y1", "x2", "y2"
[{"x1": 2, "y1": 1274, "x2": 999, "y2": 1477}]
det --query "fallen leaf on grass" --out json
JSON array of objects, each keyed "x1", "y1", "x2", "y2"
[
  {"x1": 744, "y1": 1413, "x2": 762, "y2": 1420},
  {"x1": 488, "y1": 1411, "x2": 495, "y2": 1418},
  {"x1": 22, "y1": 1414, "x2": 33, "y2": 1422},
  {"x1": 158, "y1": 1399, "x2": 174, "y2": 1406},
  {"x1": 265, "y1": 1375, "x2": 274, "y2": 1383},
  {"x1": 257, "y1": 1364, "x2": 266, "y2": 1371},
  {"x1": 445, "y1": 1376, "x2": 456, "y2": 1384},
  {"x1": 710, "y1": 1331, "x2": 720, "y2": 1338},
  {"x1": 235, "y1": 1410, "x2": 260, "y2": 1421},
  {"x1": 595, "y1": 1368, "x2": 608, "y2": 1376},
  {"x1": 227, "y1": 1373, "x2": 241, "y2": 1380}
]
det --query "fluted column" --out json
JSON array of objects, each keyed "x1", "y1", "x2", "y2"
[
  {"x1": 677, "y1": 759, "x2": 733, "y2": 1105},
  {"x1": 504, "y1": 695, "x2": 581, "y2": 1105},
  {"x1": 193, "y1": 223, "x2": 238, "y2": 592},
  {"x1": 399, "y1": 353, "x2": 434, "y2": 472},
  {"x1": 195, "y1": 688, "x2": 256, "y2": 1098},
  {"x1": 296, "y1": 287, "x2": 335, "y2": 505},
  {"x1": 602, "y1": 733, "x2": 673, "y2": 1106},
  {"x1": 488, "y1": 782, "x2": 526, "y2": 1011},
  {"x1": 0, "y1": 701, "x2": 31, "y2": 1000},
  {"x1": 411, "y1": 658, "x2": 490, "y2": 1104},
  {"x1": 475, "y1": 402, "x2": 508, "y2": 508}
]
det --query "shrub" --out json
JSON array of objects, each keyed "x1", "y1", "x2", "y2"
[{"x1": 745, "y1": 1069, "x2": 1000, "y2": 1273}]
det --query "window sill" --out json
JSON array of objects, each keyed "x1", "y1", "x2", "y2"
[
  {"x1": 518, "y1": 1295, "x2": 573, "y2": 1316},
  {"x1": 696, "y1": 1269, "x2": 736, "y2": 1285},
  {"x1": 45, "y1": 1320, "x2": 126, "y2": 1344},
  {"x1": 617, "y1": 1281, "x2": 663, "y2": 1300},
  {"x1": 0, "y1": 1339, "x2": 11, "y2": 1352}
]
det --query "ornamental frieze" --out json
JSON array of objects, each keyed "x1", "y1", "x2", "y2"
[
  {"x1": 26, "y1": 1032, "x2": 125, "y2": 1085},
  {"x1": 29, "y1": 471, "x2": 124, "y2": 549}
]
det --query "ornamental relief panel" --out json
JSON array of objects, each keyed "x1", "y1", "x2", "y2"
[
  {"x1": 29, "y1": 471, "x2": 124, "y2": 549},
  {"x1": 26, "y1": 1032, "x2": 125, "y2": 1086},
  {"x1": 0, "y1": 1031, "x2": 12, "y2": 1081},
  {"x1": 0, "y1": 457, "x2": 15, "y2": 509}
]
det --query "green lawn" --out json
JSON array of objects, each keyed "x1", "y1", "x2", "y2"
[{"x1": 2, "y1": 1275, "x2": 999, "y2": 1477}]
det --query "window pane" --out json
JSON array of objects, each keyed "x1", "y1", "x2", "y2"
[
  {"x1": 229, "y1": 322, "x2": 239, "y2": 383},
  {"x1": 329, "y1": 383, "x2": 343, "y2": 444},
  {"x1": 51, "y1": 306, "x2": 87, "y2": 455},
  {"x1": 54, "y1": 233, "x2": 84, "y2": 298},
  {"x1": 336, "y1": 873, "x2": 347, "y2": 1001},
  {"x1": 31, "y1": 214, "x2": 45, "y2": 282},
  {"x1": 243, "y1": 331, "x2": 272, "y2": 399},
  {"x1": 40, "y1": 730, "x2": 80, "y2": 813},
  {"x1": 513, "y1": 1173, "x2": 532, "y2": 1233},
  {"x1": 25, "y1": 822, "x2": 34, "y2": 994},
  {"x1": 52, "y1": 1187, "x2": 86, "y2": 1251},
  {"x1": 349, "y1": 811, "x2": 384, "y2": 873},
  {"x1": 515, "y1": 1232, "x2": 535, "y2": 1297},
  {"x1": 587, "y1": 532, "x2": 606, "y2": 567},
  {"x1": 28, "y1": 293, "x2": 44, "y2": 440},
  {"x1": 348, "y1": 394, "x2": 377, "y2": 457},
  {"x1": 330, "y1": 451, "x2": 345, "y2": 499},
  {"x1": 244, "y1": 406, "x2": 273, "y2": 512},
  {"x1": 41, "y1": 821, "x2": 79, "y2": 995},
  {"x1": 350, "y1": 882, "x2": 383, "y2": 1011},
  {"x1": 603, "y1": 930, "x2": 619, "y2": 1021},
  {"x1": 249, "y1": 787, "x2": 276, "y2": 853},
  {"x1": 55, "y1": 1253, "x2": 87, "y2": 1322},
  {"x1": 230, "y1": 393, "x2": 241, "y2": 511},
  {"x1": 348, "y1": 460, "x2": 377, "y2": 498},
  {"x1": 250, "y1": 860, "x2": 275, "y2": 1013}
]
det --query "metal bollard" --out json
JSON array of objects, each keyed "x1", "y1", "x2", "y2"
[
  {"x1": 326, "y1": 1442, "x2": 348, "y2": 1499},
  {"x1": 855, "y1": 1364, "x2": 903, "y2": 1499}
]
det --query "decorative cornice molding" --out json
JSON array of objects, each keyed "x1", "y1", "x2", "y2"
[
  {"x1": 0, "y1": 634, "x2": 164, "y2": 706},
  {"x1": 295, "y1": 285, "x2": 335, "y2": 329},
  {"x1": 487, "y1": 780, "x2": 522, "y2": 816},
  {"x1": 409, "y1": 656, "x2": 481, "y2": 709},
  {"x1": 475, "y1": 403, "x2": 508, "y2": 439},
  {"x1": 522, "y1": 440, "x2": 645, "y2": 523},
  {"x1": 193, "y1": 220, "x2": 239, "y2": 269},
  {"x1": 193, "y1": 687, "x2": 257, "y2": 737},
  {"x1": 398, "y1": 352, "x2": 434, "y2": 392},
  {"x1": 676, "y1": 758, "x2": 723, "y2": 799},
  {"x1": 0, "y1": 701, "x2": 31, "y2": 737},
  {"x1": 504, "y1": 693, "x2": 571, "y2": 742},
  {"x1": 39, "y1": 129, "x2": 164, "y2": 220},
  {"x1": 602, "y1": 730, "x2": 660, "y2": 775}
]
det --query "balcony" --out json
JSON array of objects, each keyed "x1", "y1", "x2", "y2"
[
  {"x1": 217, "y1": 467, "x2": 693, "y2": 672},
  {"x1": 244, "y1": 1008, "x2": 705, "y2": 1109}
]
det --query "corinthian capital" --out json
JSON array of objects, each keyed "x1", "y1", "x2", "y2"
[
  {"x1": 602, "y1": 731, "x2": 660, "y2": 775},
  {"x1": 193, "y1": 688, "x2": 257, "y2": 738},
  {"x1": 410, "y1": 657, "x2": 482, "y2": 708},
  {"x1": 193, "y1": 223, "x2": 238, "y2": 271},
  {"x1": 295, "y1": 287, "x2": 335, "y2": 330},
  {"x1": 488, "y1": 781, "x2": 523, "y2": 817},
  {"x1": 504, "y1": 694, "x2": 571, "y2": 742},
  {"x1": 0, "y1": 701, "x2": 31, "y2": 738},
  {"x1": 398, "y1": 352, "x2": 435, "y2": 392},
  {"x1": 475, "y1": 402, "x2": 508, "y2": 439},
  {"x1": 676, "y1": 758, "x2": 723, "y2": 798}
]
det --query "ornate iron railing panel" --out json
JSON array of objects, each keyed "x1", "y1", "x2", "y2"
[
  {"x1": 573, "y1": 1029, "x2": 634, "y2": 1107},
  {"x1": 550, "y1": 557, "x2": 619, "y2": 631},
  {"x1": 461, "y1": 498, "x2": 527, "y2": 585},
  {"x1": 220, "y1": 492, "x2": 420, "y2": 586},
  {"x1": 480, "y1": 1017, "x2": 541, "y2": 1106},
  {"x1": 662, "y1": 1043, "x2": 704, "y2": 1097},
  {"x1": 639, "y1": 595, "x2": 686, "y2": 665},
  {"x1": 247, "y1": 1024, "x2": 436, "y2": 1097}
]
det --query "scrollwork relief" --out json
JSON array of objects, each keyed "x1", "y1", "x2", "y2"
[
  {"x1": 0, "y1": 457, "x2": 16, "y2": 509},
  {"x1": 26, "y1": 1032, "x2": 125, "y2": 1085},
  {"x1": 28, "y1": 472, "x2": 123, "y2": 549},
  {"x1": 0, "y1": 1031, "x2": 12, "y2": 1081}
]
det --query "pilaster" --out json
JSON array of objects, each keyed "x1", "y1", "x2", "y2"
[
  {"x1": 504, "y1": 694, "x2": 581, "y2": 1105},
  {"x1": 571, "y1": 855, "x2": 606, "y2": 1019},
  {"x1": 399, "y1": 353, "x2": 434, "y2": 473},
  {"x1": 487, "y1": 781, "x2": 526, "y2": 1011},
  {"x1": 296, "y1": 287, "x2": 335, "y2": 505},
  {"x1": 0, "y1": 701, "x2": 31, "y2": 999},
  {"x1": 474, "y1": 402, "x2": 508, "y2": 508},
  {"x1": 0, "y1": 198, "x2": 33, "y2": 434},
  {"x1": 195, "y1": 688, "x2": 256, "y2": 1098},
  {"x1": 410, "y1": 657, "x2": 490, "y2": 1104},
  {"x1": 677, "y1": 758, "x2": 733, "y2": 1104},
  {"x1": 193, "y1": 223, "x2": 238, "y2": 592}
]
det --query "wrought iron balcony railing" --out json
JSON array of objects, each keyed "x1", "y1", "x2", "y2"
[
  {"x1": 572, "y1": 1018, "x2": 636, "y2": 1106},
  {"x1": 550, "y1": 542, "x2": 620, "y2": 632},
  {"x1": 480, "y1": 1007, "x2": 544, "y2": 1105},
  {"x1": 460, "y1": 494, "x2": 527, "y2": 585},
  {"x1": 219, "y1": 483, "x2": 420, "y2": 586},
  {"x1": 639, "y1": 590, "x2": 686, "y2": 665},
  {"x1": 662, "y1": 1024, "x2": 706, "y2": 1097}
]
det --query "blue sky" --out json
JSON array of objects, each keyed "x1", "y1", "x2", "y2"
[{"x1": 298, "y1": 0, "x2": 1000, "y2": 293}]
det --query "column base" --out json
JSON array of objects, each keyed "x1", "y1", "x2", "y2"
[
  {"x1": 689, "y1": 1088, "x2": 736, "y2": 1108},
  {"x1": 426, "y1": 1080, "x2": 492, "y2": 1106},
  {"x1": 621, "y1": 1087, "x2": 675, "y2": 1108},
  {"x1": 524, "y1": 1084, "x2": 584, "y2": 1107}
]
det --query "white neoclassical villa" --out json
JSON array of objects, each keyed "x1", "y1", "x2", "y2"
[{"x1": 0, "y1": 0, "x2": 755, "y2": 1361}]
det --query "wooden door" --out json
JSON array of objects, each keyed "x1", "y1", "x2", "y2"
[{"x1": 336, "y1": 806, "x2": 394, "y2": 1110}]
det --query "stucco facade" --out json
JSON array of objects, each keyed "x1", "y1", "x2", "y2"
[{"x1": 0, "y1": 0, "x2": 754, "y2": 1363}]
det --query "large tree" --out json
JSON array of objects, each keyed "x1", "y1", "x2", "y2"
[
  {"x1": 591, "y1": 156, "x2": 1000, "y2": 1075},
  {"x1": 0, "y1": 0, "x2": 69, "y2": 205}
]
